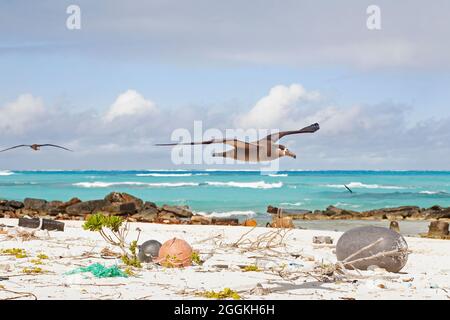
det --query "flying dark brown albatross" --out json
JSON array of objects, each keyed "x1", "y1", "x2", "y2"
[
  {"x1": 0, "y1": 144, "x2": 73, "y2": 153},
  {"x1": 156, "y1": 123, "x2": 320, "y2": 162}
]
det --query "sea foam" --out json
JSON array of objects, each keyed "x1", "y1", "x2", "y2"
[
  {"x1": 0, "y1": 170, "x2": 14, "y2": 176},
  {"x1": 195, "y1": 210, "x2": 256, "y2": 218},
  {"x1": 73, "y1": 181, "x2": 199, "y2": 188},
  {"x1": 205, "y1": 181, "x2": 283, "y2": 189},
  {"x1": 280, "y1": 202, "x2": 303, "y2": 206},
  {"x1": 137, "y1": 173, "x2": 192, "y2": 177},
  {"x1": 325, "y1": 182, "x2": 405, "y2": 190},
  {"x1": 419, "y1": 190, "x2": 449, "y2": 195},
  {"x1": 136, "y1": 173, "x2": 209, "y2": 177},
  {"x1": 268, "y1": 174, "x2": 288, "y2": 177}
]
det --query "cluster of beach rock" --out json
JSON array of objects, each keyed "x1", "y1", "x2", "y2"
[
  {"x1": 0, "y1": 192, "x2": 239, "y2": 226},
  {"x1": 267, "y1": 205, "x2": 450, "y2": 221},
  {"x1": 1, "y1": 192, "x2": 450, "y2": 226}
]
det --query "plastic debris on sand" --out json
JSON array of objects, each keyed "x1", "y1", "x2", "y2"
[{"x1": 65, "y1": 263, "x2": 128, "y2": 278}]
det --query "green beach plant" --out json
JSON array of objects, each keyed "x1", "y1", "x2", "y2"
[
  {"x1": 37, "y1": 253, "x2": 49, "y2": 260},
  {"x1": 83, "y1": 213, "x2": 142, "y2": 268},
  {"x1": 22, "y1": 267, "x2": 44, "y2": 274},
  {"x1": 191, "y1": 251, "x2": 203, "y2": 265},
  {"x1": 197, "y1": 288, "x2": 241, "y2": 300},
  {"x1": 0, "y1": 248, "x2": 27, "y2": 258},
  {"x1": 242, "y1": 264, "x2": 261, "y2": 272}
]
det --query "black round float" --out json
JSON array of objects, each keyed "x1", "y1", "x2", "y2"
[{"x1": 138, "y1": 240, "x2": 162, "y2": 263}]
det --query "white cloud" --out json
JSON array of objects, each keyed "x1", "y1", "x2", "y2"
[
  {"x1": 0, "y1": 87, "x2": 449, "y2": 170},
  {"x1": 0, "y1": 94, "x2": 46, "y2": 135},
  {"x1": 104, "y1": 90, "x2": 158, "y2": 122},
  {"x1": 235, "y1": 84, "x2": 319, "y2": 129},
  {"x1": 303, "y1": 105, "x2": 363, "y2": 134}
]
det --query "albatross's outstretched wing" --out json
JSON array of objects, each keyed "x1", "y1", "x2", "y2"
[
  {"x1": 0, "y1": 145, "x2": 30, "y2": 153},
  {"x1": 155, "y1": 139, "x2": 223, "y2": 146},
  {"x1": 155, "y1": 139, "x2": 258, "y2": 149},
  {"x1": 39, "y1": 144, "x2": 73, "y2": 152},
  {"x1": 261, "y1": 123, "x2": 320, "y2": 143}
]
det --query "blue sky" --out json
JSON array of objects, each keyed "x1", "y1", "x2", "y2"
[{"x1": 1, "y1": 0, "x2": 450, "y2": 170}]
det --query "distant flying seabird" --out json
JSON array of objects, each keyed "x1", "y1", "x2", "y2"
[
  {"x1": 0, "y1": 144, "x2": 73, "y2": 153},
  {"x1": 156, "y1": 123, "x2": 320, "y2": 162}
]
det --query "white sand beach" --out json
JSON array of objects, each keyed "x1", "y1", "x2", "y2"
[{"x1": 1, "y1": 218, "x2": 449, "y2": 300}]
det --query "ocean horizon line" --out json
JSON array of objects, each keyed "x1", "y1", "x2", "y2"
[{"x1": 3, "y1": 169, "x2": 450, "y2": 174}]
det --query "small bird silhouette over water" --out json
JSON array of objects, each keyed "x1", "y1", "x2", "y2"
[
  {"x1": 0, "y1": 144, "x2": 73, "y2": 153},
  {"x1": 156, "y1": 123, "x2": 320, "y2": 162}
]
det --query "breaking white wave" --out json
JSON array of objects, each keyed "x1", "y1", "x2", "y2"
[
  {"x1": 73, "y1": 181, "x2": 199, "y2": 188},
  {"x1": 280, "y1": 202, "x2": 303, "y2": 206},
  {"x1": 74, "y1": 180, "x2": 282, "y2": 189},
  {"x1": 195, "y1": 210, "x2": 256, "y2": 218},
  {"x1": 136, "y1": 173, "x2": 209, "y2": 177},
  {"x1": 205, "y1": 181, "x2": 283, "y2": 189},
  {"x1": 137, "y1": 173, "x2": 192, "y2": 177},
  {"x1": 419, "y1": 190, "x2": 449, "y2": 195},
  {"x1": 204, "y1": 169, "x2": 256, "y2": 172},
  {"x1": 333, "y1": 202, "x2": 361, "y2": 208},
  {"x1": 325, "y1": 182, "x2": 405, "y2": 190},
  {"x1": 268, "y1": 174, "x2": 288, "y2": 177},
  {"x1": 0, "y1": 170, "x2": 15, "y2": 176}
]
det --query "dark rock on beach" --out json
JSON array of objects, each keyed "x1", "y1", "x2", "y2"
[
  {"x1": 0, "y1": 204, "x2": 16, "y2": 211},
  {"x1": 161, "y1": 205, "x2": 193, "y2": 218},
  {"x1": 1, "y1": 192, "x2": 449, "y2": 227},
  {"x1": 24, "y1": 198, "x2": 48, "y2": 211},
  {"x1": 143, "y1": 201, "x2": 157, "y2": 210},
  {"x1": 133, "y1": 209, "x2": 158, "y2": 222},
  {"x1": 60, "y1": 197, "x2": 82, "y2": 209},
  {"x1": 324, "y1": 205, "x2": 358, "y2": 217},
  {"x1": 103, "y1": 202, "x2": 137, "y2": 215},
  {"x1": 44, "y1": 201, "x2": 65, "y2": 216},
  {"x1": 66, "y1": 199, "x2": 108, "y2": 216},
  {"x1": 421, "y1": 206, "x2": 450, "y2": 220},
  {"x1": 6, "y1": 200, "x2": 24, "y2": 209},
  {"x1": 105, "y1": 192, "x2": 144, "y2": 210},
  {"x1": 191, "y1": 215, "x2": 212, "y2": 225},
  {"x1": 157, "y1": 211, "x2": 177, "y2": 220},
  {"x1": 362, "y1": 206, "x2": 421, "y2": 220},
  {"x1": 267, "y1": 204, "x2": 450, "y2": 221}
]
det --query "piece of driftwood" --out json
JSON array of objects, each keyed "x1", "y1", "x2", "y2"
[
  {"x1": 230, "y1": 227, "x2": 291, "y2": 252},
  {"x1": 419, "y1": 221, "x2": 450, "y2": 239},
  {"x1": 428, "y1": 221, "x2": 449, "y2": 237},
  {"x1": 211, "y1": 218, "x2": 239, "y2": 226},
  {"x1": 18, "y1": 218, "x2": 64, "y2": 232},
  {"x1": 267, "y1": 205, "x2": 311, "y2": 218}
]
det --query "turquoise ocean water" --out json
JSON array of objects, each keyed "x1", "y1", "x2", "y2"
[{"x1": 1, "y1": 170, "x2": 450, "y2": 222}]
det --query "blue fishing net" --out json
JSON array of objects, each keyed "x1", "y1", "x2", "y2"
[{"x1": 66, "y1": 263, "x2": 128, "y2": 278}]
